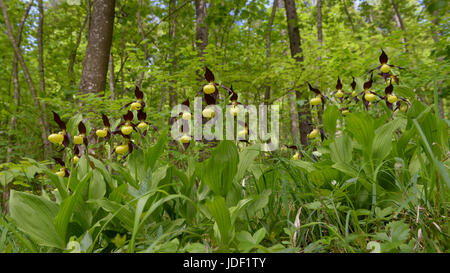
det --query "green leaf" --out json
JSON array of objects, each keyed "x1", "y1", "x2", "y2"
[
  {"x1": 9, "y1": 190, "x2": 65, "y2": 249},
  {"x1": 330, "y1": 133, "x2": 352, "y2": 164},
  {"x1": 206, "y1": 196, "x2": 232, "y2": 245},
  {"x1": 372, "y1": 119, "x2": 401, "y2": 165},
  {"x1": 54, "y1": 170, "x2": 92, "y2": 243},
  {"x1": 323, "y1": 105, "x2": 339, "y2": 137},
  {"x1": 200, "y1": 141, "x2": 239, "y2": 197},
  {"x1": 345, "y1": 112, "x2": 374, "y2": 156},
  {"x1": 89, "y1": 169, "x2": 106, "y2": 200},
  {"x1": 234, "y1": 144, "x2": 260, "y2": 183}
]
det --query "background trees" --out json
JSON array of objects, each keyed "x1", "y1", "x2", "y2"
[{"x1": 0, "y1": 0, "x2": 448, "y2": 161}]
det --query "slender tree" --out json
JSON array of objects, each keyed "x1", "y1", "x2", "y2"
[
  {"x1": 168, "y1": 0, "x2": 178, "y2": 108},
  {"x1": 195, "y1": 0, "x2": 208, "y2": 55},
  {"x1": 283, "y1": 0, "x2": 312, "y2": 146},
  {"x1": 391, "y1": 0, "x2": 408, "y2": 51},
  {"x1": 265, "y1": 0, "x2": 278, "y2": 103},
  {"x1": 79, "y1": 0, "x2": 115, "y2": 93}
]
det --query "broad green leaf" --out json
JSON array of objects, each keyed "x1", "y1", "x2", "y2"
[
  {"x1": 200, "y1": 141, "x2": 239, "y2": 196},
  {"x1": 9, "y1": 191, "x2": 65, "y2": 249},
  {"x1": 89, "y1": 169, "x2": 106, "y2": 200},
  {"x1": 323, "y1": 105, "x2": 339, "y2": 137},
  {"x1": 206, "y1": 196, "x2": 232, "y2": 245},
  {"x1": 54, "y1": 170, "x2": 92, "y2": 243}
]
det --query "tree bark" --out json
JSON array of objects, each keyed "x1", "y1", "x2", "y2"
[
  {"x1": 317, "y1": 0, "x2": 323, "y2": 44},
  {"x1": 37, "y1": 0, "x2": 45, "y2": 95},
  {"x1": 342, "y1": 0, "x2": 356, "y2": 33},
  {"x1": 391, "y1": 0, "x2": 408, "y2": 51},
  {"x1": 108, "y1": 52, "x2": 115, "y2": 100},
  {"x1": 195, "y1": 0, "x2": 208, "y2": 55},
  {"x1": 68, "y1": 12, "x2": 88, "y2": 87},
  {"x1": 79, "y1": 0, "x2": 115, "y2": 93},
  {"x1": 283, "y1": 0, "x2": 312, "y2": 146},
  {"x1": 316, "y1": 0, "x2": 323, "y2": 124},
  {"x1": 0, "y1": 0, "x2": 50, "y2": 159},
  {"x1": 136, "y1": 0, "x2": 149, "y2": 88},
  {"x1": 168, "y1": 0, "x2": 177, "y2": 108},
  {"x1": 265, "y1": 0, "x2": 278, "y2": 103},
  {"x1": 6, "y1": 0, "x2": 34, "y2": 163}
]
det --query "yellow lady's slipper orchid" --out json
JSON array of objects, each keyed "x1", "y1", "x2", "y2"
[
  {"x1": 121, "y1": 125, "x2": 133, "y2": 135},
  {"x1": 96, "y1": 129, "x2": 108, "y2": 138},
  {"x1": 115, "y1": 144, "x2": 129, "y2": 154},
  {"x1": 203, "y1": 83, "x2": 215, "y2": 94}
]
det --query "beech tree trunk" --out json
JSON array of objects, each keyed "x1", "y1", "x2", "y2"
[
  {"x1": 68, "y1": 13, "x2": 88, "y2": 87},
  {"x1": 79, "y1": 0, "x2": 115, "y2": 93},
  {"x1": 391, "y1": 0, "x2": 408, "y2": 51},
  {"x1": 284, "y1": 0, "x2": 312, "y2": 146},
  {"x1": 342, "y1": 0, "x2": 356, "y2": 33},
  {"x1": 136, "y1": 0, "x2": 149, "y2": 88},
  {"x1": 37, "y1": 0, "x2": 45, "y2": 95},
  {"x1": 317, "y1": 0, "x2": 323, "y2": 44},
  {"x1": 168, "y1": 0, "x2": 178, "y2": 108},
  {"x1": 195, "y1": 0, "x2": 208, "y2": 55},
  {"x1": 265, "y1": 0, "x2": 278, "y2": 103}
]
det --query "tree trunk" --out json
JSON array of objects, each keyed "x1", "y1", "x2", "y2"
[
  {"x1": 195, "y1": 0, "x2": 208, "y2": 55},
  {"x1": 283, "y1": 0, "x2": 312, "y2": 146},
  {"x1": 288, "y1": 93, "x2": 299, "y2": 144},
  {"x1": 136, "y1": 0, "x2": 149, "y2": 88},
  {"x1": 317, "y1": 0, "x2": 323, "y2": 44},
  {"x1": 391, "y1": 0, "x2": 407, "y2": 51},
  {"x1": 265, "y1": 0, "x2": 278, "y2": 103},
  {"x1": 68, "y1": 12, "x2": 88, "y2": 87},
  {"x1": 79, "y1": 0, "x2": 115, "y2": 93},
  {"x1": 37, "y1": 0, "x2": 45, "y2": 95},
  {"x1": 108, "y1": 52, "x2": 115, "y2": 100},
  {"x1": 7, "y1": 0, "x2": 34, "y2": 163},
  {"x1": 316, "y1": 0, "x2": 323, "y2": 124},
  {"x1": 342, "y1": 0, "x2": 356, "y2": 33},
  {"x1": 168, "y1": 0, "x2": 177, "y2": 108},
  {"x1": 0, "y1": 0, "x2": 50, "y2": 160}
]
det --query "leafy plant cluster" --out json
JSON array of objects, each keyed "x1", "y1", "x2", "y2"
[{"x1": 0, "y1": 48, "x2": 448, "y2": 253}]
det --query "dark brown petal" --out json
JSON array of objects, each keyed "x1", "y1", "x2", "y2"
[
  {"x1": 319, "y1": 128, "x2": 325, "y2": 142},
  {"x1": 78, "y1": 121, "x2": 86, "y2": 135},
  {"x1": 336, "y1": 77, "x2": 342, "y2": 90},
  {"x1": 204, "y1": 93, "x2": 216, "y2": 105},
  {"x1": 363, "y1": 73, "x2": 373, "y2": 90},
  {"x1": 181, "y1": 98, "x2": 190, "y2": 107},
  {"x1": 63, "y1": 134, "x2": 69, "y2": 147},
  {"x1": 53, "y1": 157, "x2": 65, "y2": 166},
  {"x1": 52, "y1": 111, "x2": 66, "y2": 131},
  {"x1": 204, "y1": 66, "x2": 215, "y2": 82},
  {"x1": 135, "y1": 86, "x2": 144, "y2": 99},
  {"x1": 351, "y1": 76, "x2": 356, "y2": 90},
  {"x1": 74, "y1": 145, "x2": 80, "y2": 156},
  {"x1": 183, "y1": 142, "x2": 190, "y2": 151},
  {"x1": 123, "y1": 110, "x2": 134, "y2": 121},
  {"x1": 101, "y1": 114, "x2": 110, "y2": 127},
  {"x1": 307, "y1": 82, "x2": 321, "y2": 95},
  {"x1": 384, "y1": 82, "x2": 394, "y2": 95},
  {"x1": 137, "y1": 110, "x2": 147, "y2": 121},
  {"x1": 386, "y1": 100, "x2": 394, "y2": 111},
  {"x1": 379, "y1": 49, "x2": 388, "y2": 64}
]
